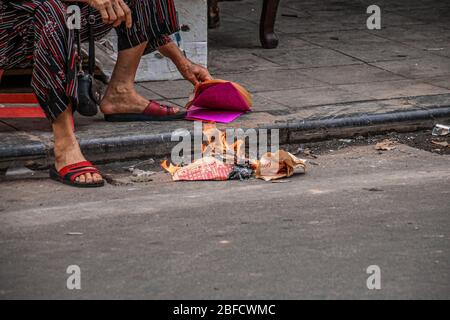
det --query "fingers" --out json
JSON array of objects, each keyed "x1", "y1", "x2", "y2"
[
  {"x1": 105, "y1": 0, "x2": 131, "y2": 28},
  {"x1": 90, "y1": 0, "x2": 129, "y2": 27},
  {"x1": 195, "y1": 67, "x2": 212, "y2": 83},
  {"x1": 188, "y1": 74, "x2": 200, "y2": 86},
  {"x1": 118, "y1": 0, "x2": 133, "y2": 28},
  {"x1": 98, "y1": 7, "x2": 109, "y2": 24},
  {"x1": 201, "y1": 69, "x2": 213, "y2": 81},
  {"x1": 111, "y1": 0, "x2": 126, "y2": 27},
  {"x1": 104, "y1": 1, "x2": 117, "y2": 24}
]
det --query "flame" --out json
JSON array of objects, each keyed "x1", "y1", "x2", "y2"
[
  {"x1": 161, "y1": 159, "x2": 181, "y2": 175},
  {"x1": 202, "y1": 123, "x2": 245, "y2": 162},
  {"x1": 161, "y1": 124, "x2": 307, "y2": 181},
  {"x1": 161, "y1": 123, "x2": 246, "y2": 176}
]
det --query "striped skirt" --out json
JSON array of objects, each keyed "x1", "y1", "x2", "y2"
[{"x1": 0, "y1": 0, "x2": 179, "y2": 120}]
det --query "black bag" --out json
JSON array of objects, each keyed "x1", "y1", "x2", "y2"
[{"x1": 75, "y1": 7, "x2": 98, "y2": 117}]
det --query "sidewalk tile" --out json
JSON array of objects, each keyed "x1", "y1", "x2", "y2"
[
  {"x1": 298, "y1": 64, "x2": 404, "y2": 85},
  {"x1": 330, "y1": 43, "x2": 426, "y2": 63},
  {"x1": 297, "y1": 30, "x2": 389, "y2": 47},
  {"x1": 365, "y1": 25, "x2": 450, "y2": 43},
  {"x1": 421, "y1": 76, "x2": 450, "y2": 90},
  {"x1": 258, "y1": 86, "x2": 372, "y2": 108},
  {"x1": 285, "y1": 99, "x2": 417, "y2": 120},
  {"x1": 221, "y1": 1, "x2": 309, "y2": 23},
  {"x1": 213, "y1": 69, "x2": 325, "y2": 93},
  {"x1": 371, "y1": 56, "x2": 450, "y2": 78},
  {"x1": 337, "y1": 79, "x2": 450, "y2": 100},
  {"x1": 208, "y1": 50, "x2": 280, "y2": 74},
  {"x1": 249, "y1": 95, "x2": 290, "y2": 112},
  {"x1": 253, "y1": 48, "x2": 361, "y2": 68}
]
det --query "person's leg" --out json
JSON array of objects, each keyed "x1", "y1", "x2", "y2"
[
  {"x1": 29, "y1": 0, "x2": 102, "y2": 184},
  {"x1": 99, "y1": 42, "x2": 150, "y2": 114},
  {"x1": 100, "y1": 0, "x2": 183, "y2": 116},
  {"x1": 52, "y1": 106, "x2": 102, "y2": 184}
]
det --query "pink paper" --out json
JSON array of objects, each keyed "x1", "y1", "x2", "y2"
[
  {"x1": 186, "y1": 82, "x2": 250, "y2": 123},
  {"x1": 186, "y1": 105, "x2": 244, "y2": 123}
]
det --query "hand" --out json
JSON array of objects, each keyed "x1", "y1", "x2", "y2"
[
  {"x1": 87, "y1": 0, "x2": 132, "y2": 28},
  {"x1": 178, "y1": 61, "x2": 213, "y2": 86}
]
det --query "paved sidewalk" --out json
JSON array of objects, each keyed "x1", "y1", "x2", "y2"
[{"x1": 1, "y1": 0, "x2": 450, "y2": 165}]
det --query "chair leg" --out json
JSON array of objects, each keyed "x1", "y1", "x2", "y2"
[
  {"x1": 208, "y1": 0, "x2": 220, "y2": 29},
  {"x1": 260, "y1": 0, "x2": 280, "y2": 49}
]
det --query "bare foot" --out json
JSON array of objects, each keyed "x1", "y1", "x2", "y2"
[
  {"x1": 100, "y1": 84, "x2": 181, "y2": 115},
  {"x1": 100, "y1": 84, "x2": 151, "y2": 115},
  {"x1": 54, "y1": 137, "x2": 102, "y2": 184}
]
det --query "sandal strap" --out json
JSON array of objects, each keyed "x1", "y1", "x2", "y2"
[
  {"x1": 144, "y1": 101, "x2": 179, "y2": 117},
  {"x1": 65, "y1": 168, "x2": 100, "y2": 183},
  {"x1": 59, "y1": 161, "x2": 93, "y2": 175},
  {"x1": 58, "y1": 161, "x2": 101, "y2": 183}
]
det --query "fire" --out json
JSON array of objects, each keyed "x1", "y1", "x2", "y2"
[
  {"x1": 202, "y1": 123, "x2": 245, "y2": 162},
  {"x1": 160, "y1": 160, "x2": 180, "y2": 176},
  {"x1": 161, "y1": 123, "x2": 307, "y2": 182},
  {"x1": 161, "y1": 123, "x2": 248, "y2": 177}
]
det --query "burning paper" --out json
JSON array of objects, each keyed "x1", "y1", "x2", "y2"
[
  {"x1": 161, "y1": 157, "x2": 233, "y2": 181},
  {"x1": 254, "y1": 150, "x2": 306, "y2": 181},
  {"x1": 162, "y1": 124, "x2": 307, "y2": 182}
]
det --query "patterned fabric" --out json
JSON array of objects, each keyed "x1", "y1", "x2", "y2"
[{"x1": 0, "y1": 0, "x2": 179, "y2": 120}]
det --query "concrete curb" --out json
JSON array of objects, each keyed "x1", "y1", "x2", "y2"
[{"x1": 1, "y1": 106, "x2": 450, "y2": 164}]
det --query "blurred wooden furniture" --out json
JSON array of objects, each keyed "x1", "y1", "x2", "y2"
[
  {"x1": 208, "y1": 0, "x2": 280, "y2": 49},
  {"x1": 260, "y1": 0, "x2": 280, "y2": 49}
]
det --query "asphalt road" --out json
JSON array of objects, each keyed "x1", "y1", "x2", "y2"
[{"x1": 0, "y1": 144, "x2": 449, "y2": 299}]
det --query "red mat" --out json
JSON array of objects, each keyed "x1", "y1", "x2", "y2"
[{"x1": 0, "y1": 93, "x2": 46, "y2": 118}]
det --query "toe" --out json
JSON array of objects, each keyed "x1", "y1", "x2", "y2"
[
  {"x1": 85, "y1": 173, "x2": 93, "y2": 184},
  {"x1": 78, "y1": 174, "x2": 86, "y2": 184},
  {"x1": 93, "y1": 173, "x2": 103, "y2": 183}
]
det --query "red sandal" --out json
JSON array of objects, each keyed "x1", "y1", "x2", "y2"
[
  {"x1": 49, "y1": 161, "x2": 105, "y2": 188},
  {"x1": 103, "y1": 100, "x2": 186, "y2": 122}
]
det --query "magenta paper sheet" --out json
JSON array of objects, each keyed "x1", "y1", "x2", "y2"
[{"x1": 186, "y1": 82, "x2": 250, "y2": 123}]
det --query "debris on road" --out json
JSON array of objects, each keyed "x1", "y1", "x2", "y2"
[
  {"x1": 162, "y1": 156, "x2": 233, "y2": 181},
  {"x1": 431, "y1": 140, "x2": 449, "y2": 148},
  {"x1": 228, "y1": 164, "x2": 253, "y2": 181},
  {"x1": 254, "y1": 150, "x2": 306, "y2": 181},
  {"x1": 130, "y1": 168, "x2": 156, "y2": 182},
  {"x1": 363, "y1": 187, "x2": 384, "y2": 192},
  {"x1": 5, "y1": 163, "x2": 36, "y2": 177},
  {"x1": 162, "y1": 124, "x2": 306, "y2": 182},
  {"x1": 375, "y1": 139, "x2": 397, "y2": 151},
  {"x1": 125, "y1": 158, "x2": 155, "y2": 172},
  {"x1": 66, "y1": 232, "x2": 83, "y2": 236},
  {"x1": 271, "y1": 179, "x2": 291, "y2": 184},
  {"x1": 432, "y1": 124, "x2": 449, "y2": 136},
  {"x1": 294, "y1": 147, "x2": 317, "y2": 158},
  {"x1": 103, "y1": 174, "x2": 134, "y2": 186}
]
